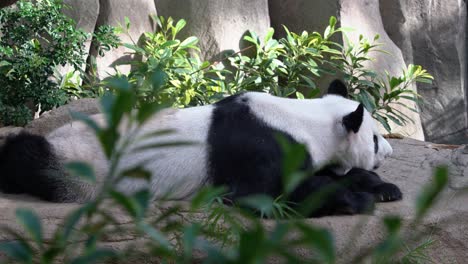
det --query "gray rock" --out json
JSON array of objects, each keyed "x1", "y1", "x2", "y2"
[
  {"x1": 1, "y1": 138, "x2": 468, "y2": 262},
  {"x1": 90, "y1": 0, "x2": 157, "y2": 78},
  {"x1": 380, "y1": 0, "x2": 468, "y2": 144},
  {"x1": 0, "y1": 0, "x2": 17, "y2": 8},
  {"x1": 269, "y1": 0, "x2": 342, "y2": 93},
  {"x1": 155, "y1": 0, "x2": 270, "y2": 61},
  {"x1": 25, "y1": 98, "x2": 100, "y2": 136},
  {"x1": 269, "y1": 0, "x2": 341, "y2": 39},
  {"x1": 340, "y1": 0, "x2": 425, "y2": 140},
  {"x1": 62, "y1": 0, "x2": 100, "y2": 61},
  {"x1": 0, "y1": 126, "x2": 23, "y2": 146}
]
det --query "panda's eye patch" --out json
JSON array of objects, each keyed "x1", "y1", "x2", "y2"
[{"x1": 373, "y1": 135, "x2": 378, "y2": 154}]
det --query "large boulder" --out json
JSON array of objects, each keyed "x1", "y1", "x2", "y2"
[
  {"x1": 269, "y1": 0, "x2": 341, "y2": 39},
  {"x1": 269, "y1": 0, "x2": 342, "y2": 93},
  {"x1": 0, "y1": 137, "x2": 467, "y2": 262},
  {"x1": 155, "y1": 0, "x2": 270, "y2": 61},
  {"x1": 3, "y1": 0, "x2": 156, "y2": 78},
  {"x1": 340, "y1": 0, "x2": 425, "y2": 139},
  {"x1": 24, "y1": 98, "x2": 100, "y2": 136},
  {"x1": 90, "y1": 0, "x2": 157, "y2": 78},
  {"x1": 379, "y1": 0, "x2": 468, "y2": 144},
  {"x1": 62, "y1": 0, "x2": 101, "y2": 61},
  {"x1": 0, "y1": 0, "x2": 17, "y2": 8}
]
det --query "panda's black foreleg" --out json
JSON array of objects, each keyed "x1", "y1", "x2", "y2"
[
  {"x1": 288, "y1": 174, "x2": 376, "y2": 217},
  {"x1": 344, "y1": 168, "x2": 402, "y2": 202}
]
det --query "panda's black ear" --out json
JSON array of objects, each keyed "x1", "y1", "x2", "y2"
[
  {"x1": 328, "y1": 79, "x2": 348, "y2": 98},
  {"x1": 343, "y1": 104, "x2": 364, "y2": 133}
]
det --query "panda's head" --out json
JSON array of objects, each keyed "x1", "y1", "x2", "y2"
[{"x1": 325, "y1": 79, "x2": 393, "y2": 173}]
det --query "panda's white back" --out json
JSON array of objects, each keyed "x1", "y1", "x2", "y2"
[
  {"x1": 45, "y1": 105, "x2": 214, "y2": 200},
  {"x1": 118, "y1": 105, "x2": 214, "y2": 199}
]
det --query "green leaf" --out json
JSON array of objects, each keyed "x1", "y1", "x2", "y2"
[
  {"x1": 329, "y1": 16, "x2": 337, "y2": 28},
  {"x1": 132, "y1": 140, "x2": 195, "y2": 153},
  {"x1": 386, "y1": 113, "x2": 404, "y2": 126},
  {"x1": 138, "y1": 222, "x2": 172, "y2": 249},
  {"x1": 132, "y1": 190, "x2": 151, "y2": 221},
  {"x1": 264, "y1": 28, "x2": 275, "y2": 43},
  {"x1": 307, "y1": 88, "x2": 321, "y2": 98},
  {"x1": 124, "y1": 17, "x2": 131, "y2": 31},
  {"x1": 374, "y1": 114, "x2": 391, "y2": 132},
  {"x1": 70, "y1": 248, "x2": 117, "y2": 264},
  {"x1": 110, "y1": 191, "x2": 139, "y2": 218},
  {"x1": 239, "y1": 194, "x2": 274, "y2": 217},
  {"x1": 150, "y1": 68, "x2": 168, "y2": 91},
  {"x1": 160, "y1": 40, "x2": 180, "y2": 48},
  {"x1": 190, "y1": 186, "x2": 227, "y2": 209},
  {"x1": 62, "y1": 205, "x2": 90, "y2": 242},
  {"x1": 98, "y1": 128, "x2": 120, "y2": 159},
  {"x1": 136, "y1": 129, "x2": 175, "y2": 141},
  {"x1": 183, "y1": 224, "x2": 201, "y2": 258},
  {"x1": 415, "y1": 166, "x2": 449, "y2": 220},
  {"x1": 65, "y1": 162, "x2": 96, "y2": 183},
  {"x1": 174, "y1": 19, "x2": 187, "y2": 34},
  {"x1": 0, "y1": 60, "x2": 11, "y2": 67},
  {"x1": 276, "y1": 135, "x2": 309, "y2": 194},
  {"x1": 122, "y1": 43, "x2": 146, "y2": 53},
  {"x1": 136, "y1": 103, "x2": 166, "y2": 124},
  {"x1": 238, "y1": 224, "x2": 265, "y2": 262},
  {"x1": 0, "y1": 241, "x2": 33, "y2": 263},
  {"x1": 389, "y1": 77, "x2": 404, "y2": 90},
  {"x1": 16, "y1": 209, "x2": 43, "y2": 246},
  {"x1": 324, "y1": 26, "x2": 331, "y2": 39},
  {"x1": 383, "y1": 215, "x2": 402, "y2": 234},
  {"x1": 179, "y1": 36, "x2": 198, "y2": 49},
  {"x1": 295, "y1": 91, "x2": 305, "y2": 99},
  {"x1": 69, "y1": 111, "x2": 100, "y2": 133},
  {"x1": 105, "y1": 76, "x2": 131, "y2": 92},
  {"x1": 296, "y1": 223, "x2": 335, "y2": 264},
  {"x1": 120, "y1": 166, "x2": 151, "y2": 181}
]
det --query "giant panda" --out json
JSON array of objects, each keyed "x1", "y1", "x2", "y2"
[{"x1": 0, "y1": 80, "x2": 402, "y2": 216}]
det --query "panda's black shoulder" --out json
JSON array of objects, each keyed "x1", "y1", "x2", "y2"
[
  {"x1": 211, "y1": 92, "x2": 251, "y2": 121},
  {"x1": 214, "y1": 92, "x2": 249, "y2": 107}
]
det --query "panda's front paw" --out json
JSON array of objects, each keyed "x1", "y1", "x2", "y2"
[
  {"x1": 372, "y1": 183, "x2": 402, "y2": 202},
  {"x1": 351, "y1": 192, "x2": 375, "y2": 214},
  {"x1": 335, "y1": 192, "x2": 375, "y2": 215}
]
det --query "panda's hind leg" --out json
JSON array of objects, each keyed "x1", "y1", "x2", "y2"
[
  {"x1": 345, "y1": 168, "x2": 403, "y2": 202},
  {"x1": 0, "y1": 132, "x2": 74, "y2": 202}
]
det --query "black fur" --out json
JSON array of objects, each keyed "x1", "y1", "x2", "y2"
[
  {"x1": 343, "y1": 104, "x2": 364, "y2": 133},
  {"x1": 373, "y1": 135, "x2": 379, "y2": 154},
  {"x1": 208, "y1": 94, "x2": 312, "y2": 200},
  {"x1": 0, "y1": 132, "x2": 68, "y2": 202},
  {"x1": 328, "y1": 79, "x2": 349, "y2": 98},
  {"x1": 345, "y1": 168, "x2": 402, "y2": 202},
  {"x1": 207, "y1": 94, "x2": 402, "y2": 217}
]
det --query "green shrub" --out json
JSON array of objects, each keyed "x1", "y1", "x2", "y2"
[
  {"x1": 117, "y1": 16, "x2": 229, "y2": 108},
  {"x1": 120, "y1": 16, "x2": 432, "y2": 132},
  {"x1": 334, "y1": 34, "x2": 433, "y2": 131},
  {"x1": 0, "y1": 0, "x2": 118, "y2": 126}
]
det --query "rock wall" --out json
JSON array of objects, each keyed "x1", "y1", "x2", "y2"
[
  {"x1": 155, "y1": 0, "x2": 270, "y2": 61},
  {"x1": 380, "y1": 0, "x2": 467, "y2": 144},
  {"x1": 3, "y1": 0, "x2": 467, "y2": 143},
  {"x1": 340, "y1": 0, "x2": 425, "y2": 139}
]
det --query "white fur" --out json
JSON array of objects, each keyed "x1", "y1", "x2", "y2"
[
  {"x1": 47, "y1": 106, "x2": 213, "y2": 200},
  {"x1": 45, "y1": 92, "x2": 392, "y2": 201},
  {"x1": 244, "y1": 93, "x2": 392, "y2": 173}
]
